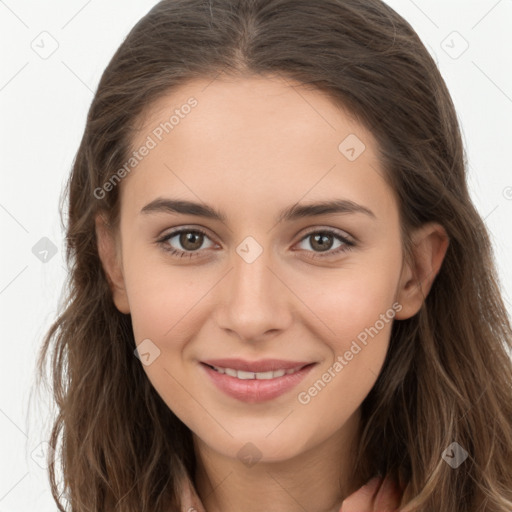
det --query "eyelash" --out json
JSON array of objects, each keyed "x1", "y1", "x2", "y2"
[{"x1": 156, "y1": 227, "x2": 356, "y2": 261}]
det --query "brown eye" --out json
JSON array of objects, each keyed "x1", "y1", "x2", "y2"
[
  {"x1": 309, "y1": 233, "x2": 335, "y2": 252},
  {"x1": 295, "y1": 229, "x2": 355, "y2": 259},
  {"x1": 179, "y1": 231, "x2": 204, "y2": 251},
  {"x1": 157, "y1": 228, "x2": 216, "y2": 258}
]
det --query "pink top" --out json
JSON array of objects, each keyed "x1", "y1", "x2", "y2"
[{"x1": 179, "y1": 471, "x2": 403, "y2": 511}]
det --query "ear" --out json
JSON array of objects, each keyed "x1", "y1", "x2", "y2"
[
  {"x1": 394, "y1": 222, "x2": 449, "y2": 320},
  {"x1": 95, "y1": 214, "x2": 131, "y2": 314}
]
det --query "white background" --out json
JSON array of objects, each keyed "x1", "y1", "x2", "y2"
[{"x1": 0, "y1": 1, "x2": 511, "y2": 510}]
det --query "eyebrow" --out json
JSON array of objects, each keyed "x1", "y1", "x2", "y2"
[{"x1": 140, "y1": 197, "x2": 376, "y2": 222}]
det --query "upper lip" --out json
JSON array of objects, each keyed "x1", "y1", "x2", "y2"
[{"x1": 201, "y1": 358, "x2": 314, "y2": 373}]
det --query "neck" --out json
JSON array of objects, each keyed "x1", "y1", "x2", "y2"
[{"x1": 193, "y1": 409, "x2": 362, "y2": 512}]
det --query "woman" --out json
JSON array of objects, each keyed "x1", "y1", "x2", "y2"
[{"x1": 37, "y1": 0, "x2": 512, "y2": 510}]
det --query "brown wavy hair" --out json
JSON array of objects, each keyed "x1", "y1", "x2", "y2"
[{"x1": 35, "y1": 0, "x2": 512, "y2": 510}]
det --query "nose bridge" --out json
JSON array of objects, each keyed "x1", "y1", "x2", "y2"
[
  {"x1": 230, "y1": 239, "x2": 278, "y2": 310},
  {"x1": 232, "y1": 245, "x2": 272, "y2": 301},
  {"x1": 215, "y1": 236, "x2": 292, "y2": 340}
]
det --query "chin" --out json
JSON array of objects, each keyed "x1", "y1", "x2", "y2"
[{"x1": 196, "y1": 427, "x2": 315, "y2": 465}]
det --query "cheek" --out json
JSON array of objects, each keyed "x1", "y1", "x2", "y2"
[
  {"x1": 288, "y1": 251, "x2": 401, "y2": 401},
  {"x1": 292, "y1": 259, "x2": 400, "y2": 349},
  {"x1": 122, "y1": 248, "x2": 204, "y2": 343},
  {"x1": 330, "y1": 278, "x2": 397, "y2": 353},
  {"x1": 294, "y1": 278, "x2": 397, "y2": 436}
]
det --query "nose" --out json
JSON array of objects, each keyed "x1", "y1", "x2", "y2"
[{"x1": 213, "y1": 243, "x2": 293, "y2": 342}]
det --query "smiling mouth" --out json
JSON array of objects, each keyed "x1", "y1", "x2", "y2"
[
  {"x1": 203, "y1": 363, "x2": 312, "y2": 380},
  {"x1": 200, "y1": 360, "x2": 317, "y2": 402}
]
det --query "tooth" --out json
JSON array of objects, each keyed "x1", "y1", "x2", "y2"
[
  {"x1": 255, "y1": 371, "x2": 274, "y2": 380},
  {"x1": 213, "y1": 366, "x2": 299, "y2": 379},
  {"x1": 237, "y1": 370, "x2": 256, "y2": 380}
]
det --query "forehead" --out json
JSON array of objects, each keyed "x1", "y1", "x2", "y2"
[
  {"x1": 122, "y1": 74, "x2": 396, "y2": 224},
  {"x1": 133, "y1": 73, "x2": 368, "y2": 150}
]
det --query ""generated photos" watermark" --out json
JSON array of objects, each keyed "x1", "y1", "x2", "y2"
[{"x1": 297, "y1": 301, "x2": 402, "y2": 405}]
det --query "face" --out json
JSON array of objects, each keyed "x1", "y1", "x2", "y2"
[{"x1": 96, "y1": 74, "x2": 438, "y2": 464}]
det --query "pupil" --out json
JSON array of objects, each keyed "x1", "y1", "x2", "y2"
[
  {"x1": 181, "y1": 232, "x2": 202, "y2": 250},
  {"x1": 312, "y1": 233, "x2": 332, "y2": 252}
]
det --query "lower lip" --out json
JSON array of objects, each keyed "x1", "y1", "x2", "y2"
[{"x1": 200, "y1": 362, "x2": 316, "y2": 403}]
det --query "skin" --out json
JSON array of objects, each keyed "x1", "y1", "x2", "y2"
[{"x1": 96, "y1": 74, "x2": 449, "y2": 512}]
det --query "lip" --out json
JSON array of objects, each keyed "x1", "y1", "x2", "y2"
[
  {"x1": 200, "y1": 359, "x2": 316, "y2": 403},
  {"x1": 202, "y1": 358, "x2": 312, "y2": 373}
]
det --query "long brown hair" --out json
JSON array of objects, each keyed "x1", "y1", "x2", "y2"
[{"x1": 36, "y1": 0, "x2": 512, "y2": 510}]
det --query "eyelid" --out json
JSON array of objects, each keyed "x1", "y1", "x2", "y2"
[
  {"x1": 297, "y1": 225, "x2": 356, "y2": 244},
  {"x1": 156, "y1": 225, "x2": 357, "y2": 259},
  {"x1": 157, "y1": 224, "x2": 215, "y2": 239},
  {"x1": 292, "y1": 227, "x2": 356, "y2": 259},
  {"x1": 157, "y1": 224, "x2": 355, "y2": 244},
  {"x1": 156, "y1": 226, "x2": 218, "y2": 248}
]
